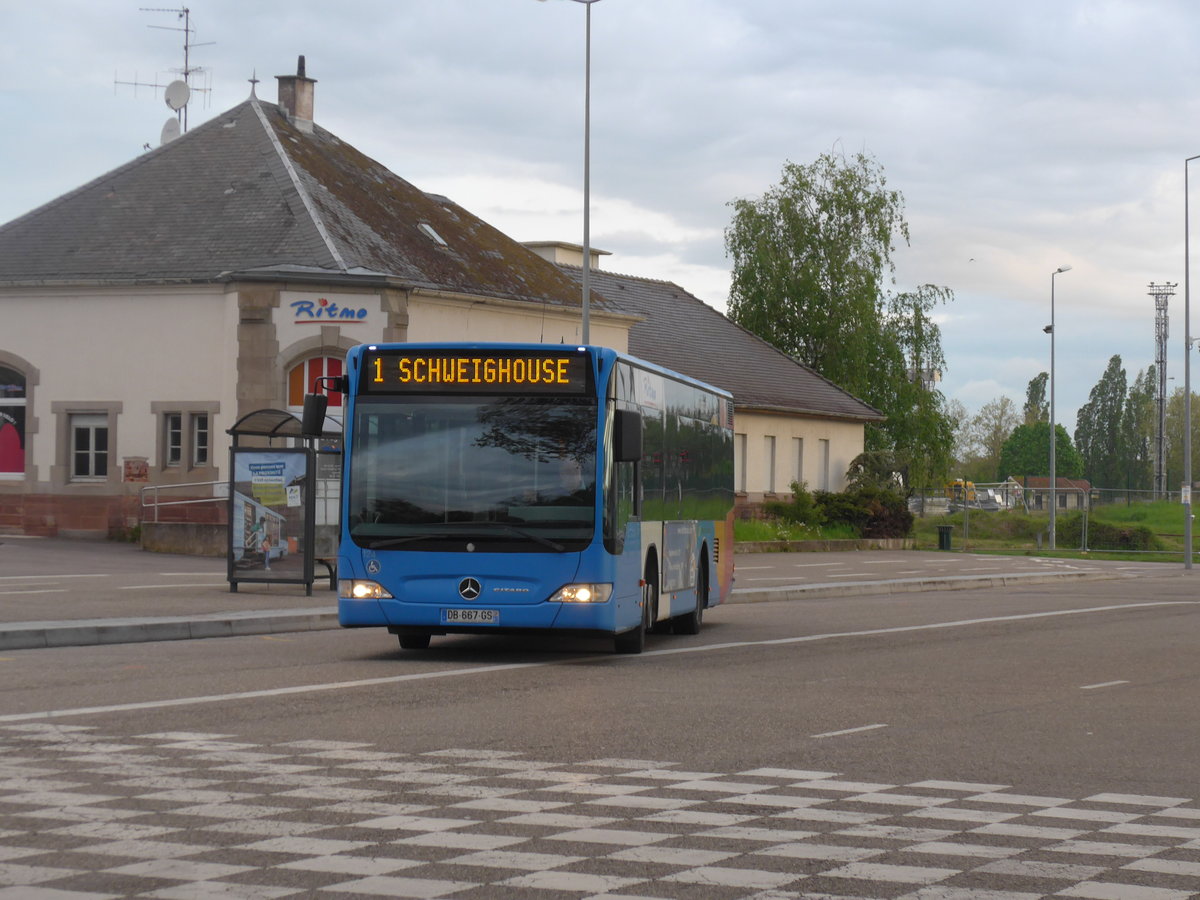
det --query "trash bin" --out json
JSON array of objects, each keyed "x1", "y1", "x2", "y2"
[{"x1": 937, "y1": 524, "x2": 953, "y2": 551}]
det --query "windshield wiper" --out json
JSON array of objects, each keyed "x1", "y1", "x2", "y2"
[
  {"x1": 482, "y1": 525, "x2": 565, "y2": 552},
  {"x1": 357, "y1": 526, "x2": 564, "y2": 552}
]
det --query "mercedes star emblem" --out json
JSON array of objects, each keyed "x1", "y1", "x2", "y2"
[{"x1": 458, "y1": 577, "x2": 482, "y2": 601}]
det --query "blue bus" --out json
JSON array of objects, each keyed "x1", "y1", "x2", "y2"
[{"x1": 325, "y1": 343, "x2": 734, "y2": 653}]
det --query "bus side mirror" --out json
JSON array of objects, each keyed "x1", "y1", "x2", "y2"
[
  {"x1": 614, "y1": 409, "x2": 642, "y2": 462},
  {"x1": 301, "y1": 393, "x2": 328, "y2": 438}
]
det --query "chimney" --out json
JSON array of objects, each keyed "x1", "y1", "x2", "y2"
[{"x1": 276, "y1": 55, "x2": 317, "y2": 132}]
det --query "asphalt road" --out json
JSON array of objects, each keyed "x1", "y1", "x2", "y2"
[
  {"x1": 0, "y1": 535, "x2": 1167, "y2": 624},
  {"x1": 0, "y1": 563, "x2": 1197, "y2": 897}
]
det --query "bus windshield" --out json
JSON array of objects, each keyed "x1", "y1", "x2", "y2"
[{"x1": 348, "y1": 395, "x2": 597, "y2": 552}]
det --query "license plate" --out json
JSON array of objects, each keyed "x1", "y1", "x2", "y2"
[{"x1": 441, "y1": 608, "x2": 499, "y2": 625}]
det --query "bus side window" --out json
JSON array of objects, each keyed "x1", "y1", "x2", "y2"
[{"x1": 614, "y1": 409, "x2": 642, "y2": 462}]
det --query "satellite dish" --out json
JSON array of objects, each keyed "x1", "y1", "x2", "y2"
[
  {"x1": 160, "y1": 117, "x2": 181, "y2": 145},
  {"x1": 164, "y1": 79, "x2": 190, "y2": 111}
]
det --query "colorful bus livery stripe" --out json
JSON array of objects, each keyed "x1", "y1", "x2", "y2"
[{"x1": 362, "y1": 351, "x2": 589, "y2": 395}]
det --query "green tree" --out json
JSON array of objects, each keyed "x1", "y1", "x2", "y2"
[
  {"x1": 966, "y1": 396, "x2": 1020, "y2": 481},
  {"x1": 725, "y1": 151, "x2": 954, "y2": 490},
  {"x1": 946, "y1": 399, "x2": 997, "y2": 484},
  {"x1": 998, "y1": 422, "x2": 1083, "y2": 480},
  {"x1": 1023, "y1": 373, "x2": 1049, "y2": 425},
  {"x1": 845, "y1": 450, "x2": 906, "y2": 492},
  {"x1": 946, "y1": 397, "x2": 972, "y2": 464},
  {"x1": 1074, "y1": 355, "x2": 1126, "y2": 489},
  {"x1": 1121, "y1": 366, "x2": 1156, "y2": 492},
  {"x1": 1164, "y1": 387, "x2": 1200, "y2": 491}
]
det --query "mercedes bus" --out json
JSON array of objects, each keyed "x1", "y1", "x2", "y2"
[{"x1": 325, "y1": 343, "x2": 734, "y2": 653}]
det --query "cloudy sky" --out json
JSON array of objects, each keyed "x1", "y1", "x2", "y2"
[{"x1": 4, "y1": 0, "x2": 1200, "y2": 431}]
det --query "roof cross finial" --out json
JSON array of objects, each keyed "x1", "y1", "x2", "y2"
[{"x1": 248, "y1": 70, "x2": 260, "y2": 97}]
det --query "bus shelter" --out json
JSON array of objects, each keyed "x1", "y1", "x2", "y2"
[{"x1": 226, "y1": 408, "x2": 341, "y2": 596}]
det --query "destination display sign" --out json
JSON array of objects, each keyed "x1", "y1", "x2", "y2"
[{"x1": 360, "y1": 350, "x2": 591, "y2": 395}]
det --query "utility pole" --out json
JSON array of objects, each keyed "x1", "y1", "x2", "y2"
[{"x1": 1149, "y1": 282, "x2": 1176, "y2": 498}]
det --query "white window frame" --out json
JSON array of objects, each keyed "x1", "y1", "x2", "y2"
[
  {"x1": 71, "y1": 414, "x2": 109, "y2": 481},
  {"x1": 191, "y1": 412, "x2": 210, "y2": 467},
  {"x1": 151, "y1": 402, "x2": 219, "y2": 475},
  {"x1": 164, "y1": 412, "x2": 183, "y2": 467}
]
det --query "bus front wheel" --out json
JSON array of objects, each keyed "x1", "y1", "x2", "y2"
[{"x1": 615, "y1": 562, "x2": 657, "y2": 654}]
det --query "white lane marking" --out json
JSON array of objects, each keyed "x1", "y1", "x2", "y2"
[
  {"x1": 745, "y1": 563, "x2": 842, "y2": 569},
  {"x1": 0, "y1": 660, "x2": 555, "y2": 723},
  {"x1": 1080, "y1": 681, "x2": 1130, "y2": 691},
  {"x1": 0, "y1": 601, "x2": 1192, "y2": 724},
  {"x1": 828, "y1": 574, "x2": 871, "y2": 578},
  {"x1": 0, "y1": 574, "x2": 109, "y2": 581},
  {"x1": 745, "y1": 576, "x2": 838, "y2": 582},
  {"x1": 812, "y1": 724, "x2": 888, "y2": 739},
  {"x1": 0, "y1": 589, "x2": 69, "y2": 596}
]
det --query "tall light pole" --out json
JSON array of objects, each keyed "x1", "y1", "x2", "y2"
[
  {"x1": 1049, "y1": 264, "x2": 1071, "y2": 551},
  {"x1": 539, "y1": 0, "x2": 601, "y2": 343},
  {"x1": 1185, "y1": 156, "x2": 1200, "y2": 569}
]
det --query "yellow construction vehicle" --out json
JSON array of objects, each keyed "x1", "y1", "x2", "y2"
[{"x1": 944, "y1": 480, "x2": 976, "y2": 502}]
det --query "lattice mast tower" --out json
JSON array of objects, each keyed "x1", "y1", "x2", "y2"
[{"x1": 1149, "y1": 282, "x2": 1176, "y2": 497}]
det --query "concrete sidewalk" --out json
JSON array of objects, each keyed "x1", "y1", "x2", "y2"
[{"x1": 0, "y1": 536, "x2": 1131, "y2": 651}]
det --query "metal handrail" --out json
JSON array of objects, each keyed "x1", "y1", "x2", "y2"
[{"x1": 140, "y1": 480, "x2": 227, "y2": 523}]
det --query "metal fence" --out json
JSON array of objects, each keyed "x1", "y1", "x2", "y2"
[
  {"x1": 1090, "y1": 488, "x2": 1164, "y2": 508},
  {"x1": 912, "y1": 483, "x2": 1190, "y2": 556}
]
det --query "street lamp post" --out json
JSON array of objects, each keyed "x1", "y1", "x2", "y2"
[
  {"x1": 1185, "y1": 156, "x2": 1200, "y2": 569},
  {"x1": 1049, "y1": 264, "x2": 1071, "y2": 551},
  {"x1": 540, "y1": 0, "x2": 601, "y2": 343}
]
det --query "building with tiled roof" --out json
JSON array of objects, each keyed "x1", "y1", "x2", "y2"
[
  {"x1": 1008, "y1": 476, "x2": 1093, "y2": 510},
  {"x1": 0, "y1": 58, "x2": 881, "y2": 538}
]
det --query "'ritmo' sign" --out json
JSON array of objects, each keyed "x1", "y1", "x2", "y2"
[{"x1": 290, "y1": 297, "x2": 369, "y2": 322}]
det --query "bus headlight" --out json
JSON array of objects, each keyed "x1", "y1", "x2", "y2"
[
  {"x1": 339, "y1": 580, "x2": 393, "y2": 600},
  {"x1": 550, "y1": 583, "x2": 612, "y2": 604}
]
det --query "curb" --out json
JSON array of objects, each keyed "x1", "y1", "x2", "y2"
[
  {"x1": 729, "y1": 569, "x2": 1121, "y2": 604},
  {"x1": 0, "y1": 608, "x2": 339, "y2": 651}
]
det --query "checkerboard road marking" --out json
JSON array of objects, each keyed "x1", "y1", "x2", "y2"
[{"x1": 0, "y1": 724, "x2": 1198, "y2": 898}]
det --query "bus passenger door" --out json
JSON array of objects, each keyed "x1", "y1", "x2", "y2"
[{"x1": 606, "y1": 409, "x2": 641, "y2": 557}]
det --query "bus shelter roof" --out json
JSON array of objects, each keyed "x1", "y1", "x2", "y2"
[{"x1": 226, "y1": 408, "x2": 343, "y2": 439}]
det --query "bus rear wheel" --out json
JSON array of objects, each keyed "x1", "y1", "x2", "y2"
[{"x1": 396, "y1": 631, "x2": 431, "y2": 650}]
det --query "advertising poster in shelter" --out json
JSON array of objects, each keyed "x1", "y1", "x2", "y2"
[{"x1": 229, "y1": 449, "x2": 311, "y2": 583}]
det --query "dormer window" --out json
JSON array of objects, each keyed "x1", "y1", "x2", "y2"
[{"x1": 418, "y1": 223, "x2": 448, "y2": 246}]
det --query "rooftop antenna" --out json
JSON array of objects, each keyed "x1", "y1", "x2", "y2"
[{"x1": 115, "y1": 6, "x2": 214, "y2": 145}]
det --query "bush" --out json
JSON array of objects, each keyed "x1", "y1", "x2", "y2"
[
  {"x1": 763, "y1": 481, "x2": 824, "y2": 528},
  {"x1": 817, "y1": 487, "x2": 913, "y2": 539},
  {"x1": 759, "y1": 483, "x2": 913, "y2": 540},
  {"x1": 1056, "y1": 513, "x2": 1163, "y2": 552}
]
